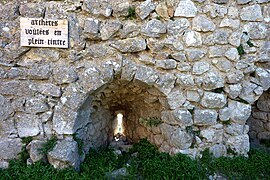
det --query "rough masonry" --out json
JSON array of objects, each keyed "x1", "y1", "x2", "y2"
[{"x1": 0, "y1": 0, "x2": 270, "y2": 169}]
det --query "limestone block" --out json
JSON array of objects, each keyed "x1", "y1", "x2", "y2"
[
  {"x1": 192, "y1": 15, "x2": 216, "y2": 32},
  {"x1": 155, "y1": 59, "x2": 177, "y2": 70},
  {"x1": 209, "y1": 144, "x2": 227, "y2": 157},
  {"x1": 28, "y1": 140, "x2": 46, "y2": 163},
  {"x1": 167, "y1": 19, "x2": 190, "y2": 35},
  {"x1": 48, "y1": 140, "x2": 80, "y2": 170},
  {"x1": 220, "y1": 19, "x2": 240, "y2": 29},
  {"x1": 135, "y1": 0, "x2": 155, "y2": 20},
  {"x1": 174, "y1": 0, "x2": 197, "y2": 17},
  {"x1": 83, "y1": 0, "x2": 112, "y2": 17},
  {"x1": 201, "y1": 92, "x2": 227, "y2": 109},
  {"x1": 0, "y1": 138, "x2": 22, "y2": 161},
  {"x1": 169, "y1": 128, "x2": 193, "y2": 149},
  {"x1": 255, "y1": 68, "x2": 270, "y2": 90},
  {"x1": 202, "y1": 71, "x2": 224, "y2": 90},
  {"x1": 228, "y1": 100, "x2": 251, "y2": 124},
  {"x1": 83, "y1": 18, "x2": 100, "y2": 40},
  {"x1": 176, "y1": 73, "x2": 194, "y2": 87},
  {"x1": 15, "y1": 114, "x2": 40, "y2": 137},
  {"x1": 243, "y1": 22, "x2": 268, "y2": 40},
  {"x1": 52, "y1": 65, "x2": 78, "y2": 85},
  {"x1": 173, "y1": 109, "x2": 193, "y2": 127},
  {"x1": 212, "y1": 58, "x2": 232, "y2": 72},
  {"x1": 240, "y1": 5, "x2": 263, "y2": 21},
  {"x1": 192, "y1": 61, "x2": 210, "y2": 75},
  {"x1": 166, "y1": 90, "x2": 186, "y2": 109},
  {"x1": 110, "y1": 38, "x2": 146, "y2": 53},
  {"x1": 224, "y1": 84, "x2": 242, "y2": 99},
  {"x1": 141, "y1": 19, "x2": 166, "y2": 37},
  {"x1": 186, "y1": 49, "x2": 206, "y2": 61},
  {"x1": 100, "y1": 20, "x2": 122, "y2": 40},
  {"x1": 194, "y1": 109, "x2": 218, "y2": 126},
  {"x1": 226, "y1": 135, "x2": 249, "y2": 155},
  {"x1": 183, "y1": 30, "x2": 202, "y2": 47}
]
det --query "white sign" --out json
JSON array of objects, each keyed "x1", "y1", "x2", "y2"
[{"x1": 20, "y1": 18, "x2": 68, "y2": 48}]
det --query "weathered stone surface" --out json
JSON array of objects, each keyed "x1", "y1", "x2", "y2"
[
  {"x1": 0, "y1": 138, "x2": 22, "y2": 160},
  {"x1": 15, "y1": 114, "x2": 40, "y2": 137},
  {"x1": 202, "y1": 71, "x2": 224, "y2": 90},
  {"x1": 100, "y1": 20, "x2": 122, "y2": 40},
  {"x1": 28, "y1": 140, "x2": 45, "y2": 163},
  {"x1": 0, "y1": 95, "x2": 13, "y2": 121},
  {"x1": 225, "y1": 48, "x2": 239, "y2": 61},
  {"x1": 200, "y1": 125, "x2": 223, "y2": 143},
  {"x1": 48, "y1": 139, "x2": 80, "y2": 170},
  {"x1": 155, "y1": 59, "x2": 177, "y2": 70},
  {"x1": 120, "y1": 21, "x2": 140, "y2": 38},
  {"x1": 134, "y1": 65, "x2": 159, "y2": 85},
  {"x1": 83, "y1": 18, "x2": 100, "y2": 40},
  {"x1": 255, "y1": 68, "x2": 270, "y2": 90},
  {"x1": 30, "y1": 83, "x2": 61, "y2": 97},
  {"x1": 167, "y1": 19, "x2": 190, "y2": 35},
  {"x1": 156, "y1": 2, "x2": 169, "y2": 19},
  {"x1": 212, "y1": 0, "x2": 229, "y2": 3},
  {"x1": 201, "y1": 92, "x2": 227, "y2": 109},
  {"x1": 239, "y1": 81, "x2": 259, "y2": 103},
  {"x1": 225, "y1": 124, "x2": 248, "y2": 136},
  {"x1": 173, "y1": 109, "x2": 193, "y2": 127},
  {"x1": 243, "y1": 22, "x2": 268, "y2": 40},
  {"x1": 52, "y1": 66, "x2": 78, "y2": 85},
  {"x1": 228, "y1": 100, "x2": 251, "y2": 124},
  {"x1": 174, "y1": 0, "x2": 197, "y2": 17},
  {"x1": 226, "y1": 70, "x2": 244, "y2": 84},
  {"x1": 135, "y1": 0, "x2": 155, "y2": 20},
  {"x1": 209, "y1": 144, "x2": 227, "y2": 157},
  {"x1": 53, "y1": 105, "x2": 80, "y2": 135},
  {"x1": 110, "y1": 38, "x2": 146, "y2": 53},
  {"x1": 25, "y1": 96, "x2": 49, "y2": 114},
  {"x1": 167, "y1": 90, "x2": 186, "y2": 109},
  {"x1": 237, "y1": 0, "x2": 251, "y2": 4},
  {"x1": 194, "y1": 109, "x2": 218, "y2": 126},
  {"x1": 220, "y1": 19, "x2": 240, "y2": 29},
  {"x1": 141, "y1": 19, "x2": 166, "y2": 37},
  {"x1": 212, "y1": 59, "x2": 232, "y2": 72},
  {"x1": 186, "y1": 49, "x2": 206, "y2": 61},
  {"x1": 226, "y1": 135, "x2": 249, "y2": 155},
  {"x1": 83, "y1": 0, "x2": 112, "y2": 17},
  {"x1": 240, "y1": 5, "x2": 263, "y2": 21},
  {"x1": 192, "y1": 16, "x2": 216, "y2": 32},
  {"x1": 203, "y1": 4, "x2": 228, "y2": 18},
  {"x1": 170, "y1": 128, "x2": 193, "y2": 149},
  {"x1": 187, "y1": 90, "x2": 201, "y2": 102},
  {"x1": 192, "y1": 62, "x2": 210, "y2": 75},
  {"x1": 183, "y1": 30, "x2": 202, "y2": 47},
  {"x1": 176, "y1": 74, "x2": 194, "y2": 87}
]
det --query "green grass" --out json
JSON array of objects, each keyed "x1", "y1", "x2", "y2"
[
  {"x1": 1, "y1": 139, "x2": 270, "y2": 179},
  {"x1": 38, "y1": 136, "x2": 57, "y2": 155}
]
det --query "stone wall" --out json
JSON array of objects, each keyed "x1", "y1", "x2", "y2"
[{"x1": 0, "y1": 0, "x2": 270, "y2": 169}]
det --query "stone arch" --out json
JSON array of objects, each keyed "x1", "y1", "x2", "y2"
[{"x1": 52, "y1": 59, "x2": 194, "y2": 155}]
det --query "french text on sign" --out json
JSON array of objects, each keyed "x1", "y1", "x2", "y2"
[{"x1": 20, "y1": 18, "x2": 68, "y2": 48}]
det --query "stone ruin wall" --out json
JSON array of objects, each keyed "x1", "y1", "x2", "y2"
[{"x1": 0, "y1": 0, "x2": 270, "y2": 169}]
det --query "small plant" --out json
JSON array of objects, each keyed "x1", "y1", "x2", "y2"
[
  {"x1": 156, "y1": 16, "x2": 161, "y2": 20},
  {"x1": 221, "y1": 120, "x2": 232, "y2": 125},
  {"x1": 73, "y1": 134, "x2": 84, "y2": 156},
  {"x1": 126, "y1": 7, "x2": 136, "y2": 20},
  {"x1": 139, "y1": 117, "x2": 162, "y2": 127},
  {"x1": 38, "y1": 135, "x2": 57, "y2": 155},
  {"x1": 212, "y1": 87, "x2": 224, "y2": 93},
  {"x1": 21, "y1": 136, "x2": 33, "y2": 145},
  {"x1": 260, "y1": 139, "x2": 270, "y2": 147},
  {"x1": 237, "y1": 44, "x2": 245, "y2": 56},
  {"x1": 247, "y1": 40, "x2": 254, "y2": 47}
]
